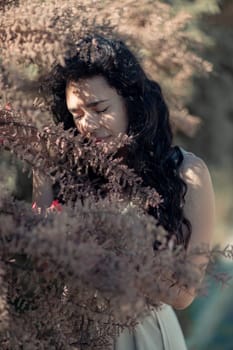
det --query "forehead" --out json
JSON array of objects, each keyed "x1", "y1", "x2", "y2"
[{"x1": 66, "y1": 75, "x2": 115, "y2": 105}]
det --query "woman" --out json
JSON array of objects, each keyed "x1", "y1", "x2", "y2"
[{"x1": 34, "y1": 35, "x2": 215, "y2": 350}]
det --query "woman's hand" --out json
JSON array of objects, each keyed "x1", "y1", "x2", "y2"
[{"x1": 32, "y1": 199, "x2": 62, "y2": 215}]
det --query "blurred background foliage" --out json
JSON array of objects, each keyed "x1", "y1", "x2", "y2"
[
  {"x1": 0, "y1": 0, "x2": 233, "y2": 348},
  {"x1": 172, "y1": 1, "x2": 233, "y2": 348}
]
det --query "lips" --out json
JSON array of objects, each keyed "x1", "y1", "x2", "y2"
[
  {"x1": 95, "y1": 139, "x2": 103, "y2": 143},
  {"x1": 94, "y1": 136, "x2": 111, "y2": 143}
]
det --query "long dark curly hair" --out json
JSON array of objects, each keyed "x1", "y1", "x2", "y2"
[{"x1": 47, "y1": 34, "x2": 191, "y2": 249}]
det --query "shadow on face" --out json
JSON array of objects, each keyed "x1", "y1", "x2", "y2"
[{"x1": 65, "y1": 75, "x2": 128, "y2": 145}]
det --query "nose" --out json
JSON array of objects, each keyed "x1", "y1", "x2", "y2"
[{"x1": 76, "y1": 111, "x2": 99, "y2": 136}]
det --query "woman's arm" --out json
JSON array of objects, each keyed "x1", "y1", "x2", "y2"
[
  {"x1": 0, "y1": 109, "x2": 55, "y2": 208},
  {"x1": 32, "y1": 170, "x2": 54, "y2": 208},
  {"x1": 159, "y1": 152, "x2": 215, "y2": 310}
]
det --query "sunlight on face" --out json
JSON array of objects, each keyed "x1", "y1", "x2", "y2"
[{"x1": 66, "y1": 76, "x2": 128, "y2": 148}]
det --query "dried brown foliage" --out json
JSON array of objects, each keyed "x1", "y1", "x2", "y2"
[
  {"x1": 1, "y1": 109, "x2": 233, "y2": 349},
  {"x1": 0, "y1": 1, "x2": 232, "y2": 349},
  {"x1": 0, "y1": 195, "x2": 166, "y2": 349},
  {"x1": 0, "y1": 0, "x2": 212, "y2": 133}
]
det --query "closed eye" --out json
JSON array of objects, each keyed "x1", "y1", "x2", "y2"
[
  {"x1": 72, "y1": 113, "x2": 83, "y2": 120},
  {"x1": 96, "y1": 107, "x2": 108, "y2": 114},
  {"x1": 69, "y1": 106, "x2": 109, "y2": 119}
]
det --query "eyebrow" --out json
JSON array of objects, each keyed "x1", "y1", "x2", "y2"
[{"x1": 69, "y1": 99, "x2": 109, "y2": 114}]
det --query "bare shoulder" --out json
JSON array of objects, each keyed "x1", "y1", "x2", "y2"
[
  {"x1": 179, "y1": 149, "x2": 210, "y2": 186},
  {"x1": 178, "y1": 148, "x2": 215, "y2": 251},
  {"x1": 171, "y1": 149, "x2": 215, "y2": 308}
]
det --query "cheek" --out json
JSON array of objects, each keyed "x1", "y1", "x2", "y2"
[
  {"x1": 101, "y1": 114, "x2": 115, "y2": 128},
  {"x1": 101, "y1": 108, "x2": 128, "y2": 133}
]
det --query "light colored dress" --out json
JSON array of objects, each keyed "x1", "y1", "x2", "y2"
[
  {"x1": 113, "y1": 148, "x2": 190, "y2": 350},
  {"x1": 114, "y1": 303, "x2": 187, "y2": 350}
]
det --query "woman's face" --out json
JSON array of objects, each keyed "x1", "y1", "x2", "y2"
[{"x1": 66, "y1": 75, "x2": 128, "y2": 144}]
